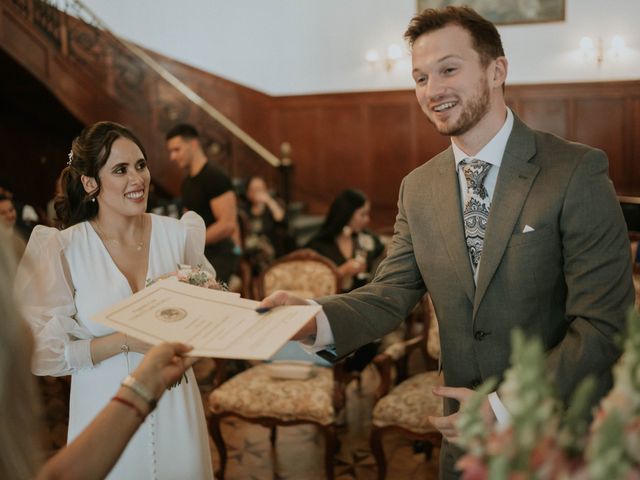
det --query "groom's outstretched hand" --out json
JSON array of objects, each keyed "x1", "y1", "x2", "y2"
[{"x1": 258, "y1": 290, "x2": 318, "y2": 341}]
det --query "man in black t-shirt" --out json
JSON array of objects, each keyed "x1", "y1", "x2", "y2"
[{"x1": 166, "y1": 124, "x2": 240, "y2": 284}]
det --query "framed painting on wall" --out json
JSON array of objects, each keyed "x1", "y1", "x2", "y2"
[{"x1": 416, "y1": 1, "x2": 565, "y2": 25}]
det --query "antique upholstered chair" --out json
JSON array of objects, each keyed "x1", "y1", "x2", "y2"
[
  {"x1": 369, "y1": 294, "x2": 443, "y2": 480},
  {"x1": 208, "y1": 248, "x2": 350, "y2": 480}
]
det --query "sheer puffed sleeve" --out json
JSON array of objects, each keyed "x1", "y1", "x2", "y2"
[
  {"x1": 180, "y1": 211, "x2": 217, "y2": 279},
  {"x1": 15, "y1": 226, "x2": 94, "y2": 376}
]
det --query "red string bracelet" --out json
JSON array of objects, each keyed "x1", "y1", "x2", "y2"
[{"x1": 112, "y1": 396, "x2": 146, "y2": 420}]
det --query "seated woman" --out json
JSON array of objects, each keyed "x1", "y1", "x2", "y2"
[
  {"x1": 306, "y1": 189, "x2": 385, "y2": 372},
  {"x1": 307, "y1": 189, "x2": 384, "y2": 292},
  {"x1": 240, "y1": 176, "x2": 289, "y2": 275},
  {"x1": 0, "y1": 228, "x2": 196, "y2": 480}
]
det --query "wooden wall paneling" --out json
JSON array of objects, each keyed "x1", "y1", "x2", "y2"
[
  {"x1": 514, "y1": 98, "x2": 568, "y2": 139},
  {"x1": 159, "y1": 57, "x2": 241, "y2": 122},
  {"x1": 276, "y1": 106, "x2": 324, "y2": 213},
  {"x1": 315, "y1": 103, "x2": 368, "y2": 208},
  {"x1": 565, "y1": 97, "x2": 576, "y2": 141},
  {"x1": 235, "y1": 90, "x2": 279, "y2": 187},
  {"x1": 627, "y1": 97, "x2": 640, "y2": 195},
  {"x1": 49, "y1": 56, "x2": 123, "y2": 125},
  {"x1": 408, "y1": 98, "x2": 420, "y2": 171},
  {"x1": 238, "y1": 89, "x2": 277, "y2": 149},
  {"x1": 367, "y1": 102, "x2": 415, "y2": 227},
  {"x1": 573, "y1": 97, "x2": 626, "y2": 190},
  {"x1": 413, "y1": 102, "x2": 450, "y2": 168}
]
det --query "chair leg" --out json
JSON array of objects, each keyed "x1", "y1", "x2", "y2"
[
  {"x1": 209, "y1": 416, "x2": 227, "y2": 479},
  {"x1": 270, "y1": 426, "x2": 277, "y2": 448},
  {"x1": 322, "y1": 426, "x2": 337, "y2": 480},
  {"x1": 370, "y1": 427, "x2": 387, "y2": 480},
  {"x1": 424, "y1": 440, "x2": 434, "y2": 460}
]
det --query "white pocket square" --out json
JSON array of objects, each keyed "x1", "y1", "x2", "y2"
[{"x1": 522, "y1": 225, "x2": 535, "y2": 233}]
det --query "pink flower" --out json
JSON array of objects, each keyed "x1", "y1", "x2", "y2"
[{"x1": 457, "y1": 454, "x2": 489, "y2": 480}]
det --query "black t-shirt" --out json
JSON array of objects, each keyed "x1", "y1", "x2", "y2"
[{"x1": 181, "y1": 162, "x2": 233, "y2": 228}]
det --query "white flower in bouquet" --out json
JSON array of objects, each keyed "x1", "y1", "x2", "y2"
[
  {"x1": 147, "y1": 264, "x2": 226, "y2": 291},
  {"x1": 176, "y1": 264, "x2": 224, "y2": 289}
]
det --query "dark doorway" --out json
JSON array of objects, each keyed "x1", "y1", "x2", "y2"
[{"x1": 0, "y1": 49, "x2": 83, "y2": 210}]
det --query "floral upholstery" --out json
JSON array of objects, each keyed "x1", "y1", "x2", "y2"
[
  {"x1": 209, "y1": 363, "x2": 335, "y2": 425},
  {"x1": 372, "y1": 371, "x2": 443, "y2": 433},
  {"x1": 210, "y1": 249, "x2": 342, "y2": 479},
  {"x1": 262, "y1": 258, "x2": 338, "y2": 298}
]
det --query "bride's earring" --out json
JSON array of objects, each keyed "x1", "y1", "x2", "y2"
[{"x1": 342, "y1": 225, "x2": 352, "y2": 237}]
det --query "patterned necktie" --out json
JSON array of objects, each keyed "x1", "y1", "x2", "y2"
[{"x1": 460, "y1": 158, "x2": 492, "y2": 274}]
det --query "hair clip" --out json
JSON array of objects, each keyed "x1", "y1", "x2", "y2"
[{"x1": 67, "y1": 150, "x2": 73, "y2": 166}]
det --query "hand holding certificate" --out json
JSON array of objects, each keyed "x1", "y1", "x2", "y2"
[{"x1": 91, "y1": 279, "x2": 321, "y2": 360}]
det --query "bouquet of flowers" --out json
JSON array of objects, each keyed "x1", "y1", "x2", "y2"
[
  {"x1": 146, "y1": 264, "x2": 227, "y2": 291},
  {"x1": 455, "y1": 309, "x2": 640, "y2": 479}
]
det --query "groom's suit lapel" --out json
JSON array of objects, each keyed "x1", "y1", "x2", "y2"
[
  {"x1": 473, "y1": 117, "x2": 540, "y2": 320},
  {"x1": 432, "y1": 148, "x2": 476, "y2": 304}
]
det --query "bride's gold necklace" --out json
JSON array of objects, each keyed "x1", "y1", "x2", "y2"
[{"x1": 93, "y1": 215, "x2": 146, "y2": 252}]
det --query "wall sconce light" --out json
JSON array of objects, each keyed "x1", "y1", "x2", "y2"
[
  {"x1": 366, "y1": 44, "x2": 404, "y2": 72},
  {"x1": 579, "y1": 35, "x2": 626, "y2": 67}
]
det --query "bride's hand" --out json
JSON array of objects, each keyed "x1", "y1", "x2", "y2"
[{"x1": 126, "y1": 336, "x2": 153, "y2": 354}]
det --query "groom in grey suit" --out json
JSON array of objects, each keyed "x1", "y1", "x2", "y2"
[{"x1": 261, "y1": 6, "x2": 634, "y2": 479}]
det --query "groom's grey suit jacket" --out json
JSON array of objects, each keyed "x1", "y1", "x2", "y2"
[{"x1": 319, "y1": 115, "x2": 634, "y2": 415}]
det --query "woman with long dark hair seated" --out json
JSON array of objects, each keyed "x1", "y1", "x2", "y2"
[
  {"x1": 240, "y1": 175, "x2": 289, "y2": 275},
  {"x1": 307, "y1": 189, "x2": 385, "y2": 372}
]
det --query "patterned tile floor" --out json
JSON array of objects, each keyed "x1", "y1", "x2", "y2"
[{"x1": 38, "y1": 363, "x2": 440, "y2": 479}]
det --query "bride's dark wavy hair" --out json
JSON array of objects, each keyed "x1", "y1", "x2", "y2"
[{"x1": 55, "y1": 121, "x2": 147, "y2": 228}]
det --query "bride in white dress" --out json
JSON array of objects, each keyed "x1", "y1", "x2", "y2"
[{"x1": 16, "y1": 121, "x2": 214, "y2": 479}]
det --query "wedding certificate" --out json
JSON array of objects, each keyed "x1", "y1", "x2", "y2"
[{"x1": 90, "y1": 279, "x2": 321, "y2": 360}]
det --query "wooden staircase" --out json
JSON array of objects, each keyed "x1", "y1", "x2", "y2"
[{"x1": 0, "y1": 0, "x2": 286, "y2": 198}]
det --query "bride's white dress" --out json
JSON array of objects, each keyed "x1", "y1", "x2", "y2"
[{"x1": 17, "y1": 212, "x2": 214, "y2": 480}]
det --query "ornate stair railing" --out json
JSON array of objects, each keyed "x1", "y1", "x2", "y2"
[{"x1": 4, "y1": 0, "x2": 292, "y2": 203}]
